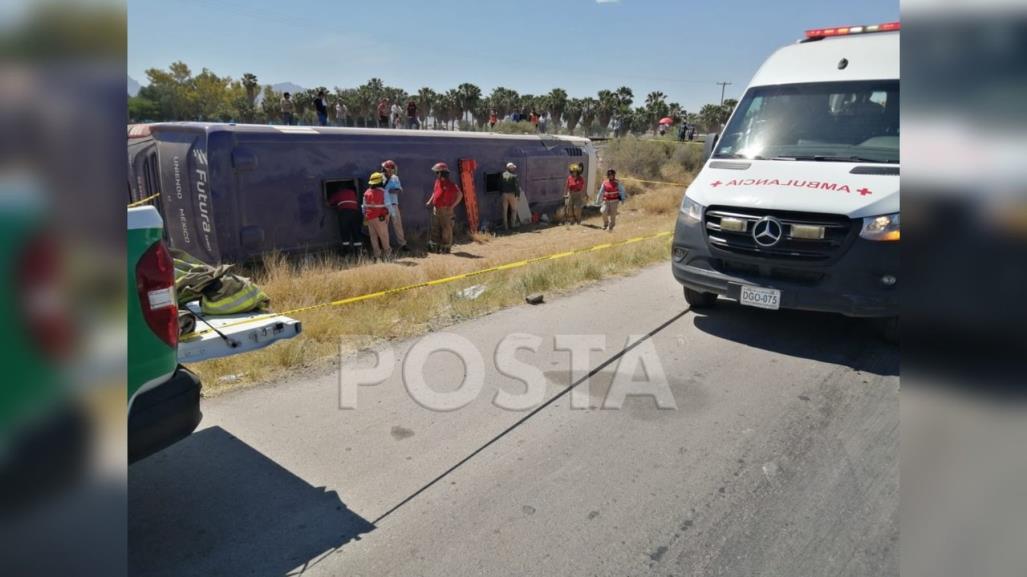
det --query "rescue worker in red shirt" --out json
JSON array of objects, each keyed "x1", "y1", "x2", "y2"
[
  {"x1": 595, "y1": 168, "x2": 628, "y2": 232},
  {"x1": 563, "y1": 163, "x2": 587, "y2": 226},
  {"x1": 363, "y1": 172, "x2": 391, "y2": 260},
  {"x1": 327, "y1": 184, "x2": 362, "y2": 256},
  {"x1": 426, "y1": 162, "x2": 463, "y2": 253}
]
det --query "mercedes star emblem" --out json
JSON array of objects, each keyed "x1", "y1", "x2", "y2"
[{"x1": 752, "y1": 216, "x2": 783, "y2": 247}]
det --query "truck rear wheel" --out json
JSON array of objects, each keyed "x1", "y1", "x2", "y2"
[{"x1": 684, "y1": 287, "x2": 718, "y2": 308}]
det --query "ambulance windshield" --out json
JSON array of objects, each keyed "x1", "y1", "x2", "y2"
[{"x1": 714, "y1": 80, "x2": 899, "y2": 164}]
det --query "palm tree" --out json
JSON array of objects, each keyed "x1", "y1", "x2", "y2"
[
  {"x1": 685, "y1": 111, "x2": 701, "y2": 131},
  {"x1": 645, "y1": 90, "x2": 668, "y2": 133},
  {"x1": 456, "y1": 82, "x2": 481, "y2": 124},
  {"x1": 580, "y1": 97, "x2": 598, "y2": 136},
  {"x1": 668, "y1": 102, "x2": 682, "y2": 121},
  {"x1": 356, "y1": 78, "x2": 386, "y2": 126},
  {"x1": 335, "y1": 87, "x2": 358, "y2": 126},
  {"x1": 487, "y1": 86, "x2": 519, "y2": 119},
  {"x1": 241, "y1": 73, "x2": 259, "y2": 106},
  {"x1": 564, "y1": 98, "x2": 583, "y2": 134},
  {"x1": 417, "y1": 87, "x2": 437, "y2": 127},
  {"x1": 384, "y1": 87, "x2": 409, "y2": 110},
  {"x1": 518, "y1": 93, "x2": 537, "y2": 119},
  {"x1": 471, "y1": 102, "x2": 491, "y2": 129},
  {"x1": 596, "y1": 90, "x2": 617, "y2": 134},
  {"x1": 546, "y1": 88, "x2": 568, "y2": 128},
  {"x1": 721, "y1": 98, "x2": 739, "y2": 124},
  {"x1": 700, "y1": 103, "x2": 729, "y2": 132},
  {"x1": 632, "y1": 106, "x2": 653, "y2": 136},
  {"x1": 615, "y1": 86, "x2": 634, "y2": 108},
  {"x1": 261, "y1": 84, "x2": 281, "y2": 121},
  {"x1": 441, "y1": 89, "x2": 461, "y2": 129},
  {"x1": 365, "y1": 78, "x2": 384, "y2": 97}
]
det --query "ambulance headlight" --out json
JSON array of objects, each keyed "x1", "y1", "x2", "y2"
[
  {"x1": 680, "y1": 196, "x2": 704, "y2": 225},
  {"x1": 860, "y1": 212, "x2": 900, "y2": 241}
]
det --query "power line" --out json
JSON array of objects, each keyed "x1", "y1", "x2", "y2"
[{"x1": 716, "y1": 81, "x2": 733, "y2": 106}]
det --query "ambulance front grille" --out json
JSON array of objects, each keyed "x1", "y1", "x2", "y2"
[{"x1": 704, "y1": 206, "x2": 855, "y2": 262}]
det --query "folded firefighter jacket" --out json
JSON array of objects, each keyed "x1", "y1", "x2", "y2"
[{"x1": 171, "y1": 250, "x2": 270, "y2": 315}]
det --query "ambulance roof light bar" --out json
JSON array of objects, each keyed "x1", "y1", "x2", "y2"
[{"x1": 805, "y1": 21, "x2": 900, "y2": 40}]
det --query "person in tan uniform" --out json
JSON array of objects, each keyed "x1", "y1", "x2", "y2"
[
  {"x1": 595, "y1": 169, "x2": 628, "y2": 232},
  {"x1": 563, "y1": 163, "x2": 587, "y2": 225},
  {"x1": 426, "y1": 162, "x2": 463, "y2": 253},
  {"x1": 363, "y1": 172, "x2": 391, "y2": 260},
  {"x1": 499, "y1": 162, "x2": 522, "y2": 231}
]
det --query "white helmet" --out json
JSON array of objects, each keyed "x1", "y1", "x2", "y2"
[{"x1": 506, "y1": 162, "x2": 517, "y2": 171}]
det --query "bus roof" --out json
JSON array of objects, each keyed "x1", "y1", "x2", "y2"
[{"x1": 148, "y1": 122, "x2": 593, "y2": 146}]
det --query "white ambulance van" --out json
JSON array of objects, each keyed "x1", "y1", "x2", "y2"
[{"x1": 672, "y1": 22, "x2": 899, "y2": 339}]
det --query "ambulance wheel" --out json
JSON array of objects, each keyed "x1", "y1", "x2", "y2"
[
  {"x1": 683, "y1": 287, "x2": 718, "y2": 308},
  {"x1": 873, "y1": 316, "x2": 899, "y2": 344}
]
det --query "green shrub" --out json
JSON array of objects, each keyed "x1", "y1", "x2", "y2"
[
  {"x1": 671, "y1": 142, "x2": 705, "y2": 173},
  {"x1": 602, "y1": 137, "x2": 675, "y2": 180},
  {"x1": 603, "y1": 137, "x2": 704, "y2": 183}
]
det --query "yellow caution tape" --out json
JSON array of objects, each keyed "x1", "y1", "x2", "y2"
[
  {"x1": 180, "y1": 230, "x2": 674, "y2": 342},
  {"x1": 128, "y1": 194, "x2": 160, "y2": 207}
]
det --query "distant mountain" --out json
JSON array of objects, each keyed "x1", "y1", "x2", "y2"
[
  {"x1": 255, "y1": 82, "x2": 306, "y2": 105},
  {"x1": 127, "y1": 76, "x2": 306, "y2": 103},
  {"x1": 272, "y1": 82, "x2": 305, "y2": 94}
]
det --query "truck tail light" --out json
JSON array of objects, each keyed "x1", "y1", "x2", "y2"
[
  {"x1": 136, "y1": 240, "x2": 178, "y2": 348},
  {"x1": 17, "y1": 233, "x2": 74, "y2": 360}
]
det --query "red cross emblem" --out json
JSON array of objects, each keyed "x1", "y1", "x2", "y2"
[
  {"x1": 710, "y1": 180, "x2": 722, "y2": 188},
  {"x1": 858, "y1": 187, "x2": 872, "y2": 196}
]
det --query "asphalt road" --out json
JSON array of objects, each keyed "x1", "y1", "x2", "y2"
[{"x1": 129, "y1": 263, "x2": 899, "y2": 577}]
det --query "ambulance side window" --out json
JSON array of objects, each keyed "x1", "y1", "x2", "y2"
[{"x1": 740, "y1": 96, "x2": 765, "y2": 148}]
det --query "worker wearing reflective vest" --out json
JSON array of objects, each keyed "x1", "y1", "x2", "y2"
[
  {"x1": 595, "y1": 168, "x2": 627, "y2": 232},
  {"x1": 426, "y1": 162, "x2": 463, "y2": 253},
  {"x1": 363, "y1": 172, "x2": 391, "y2": 259},
  {"x1": 327, "y1": 185, "x2": 362, "y2": 255},
  {"x1": 564, "y1": 163, "x2": 587, "y2": 225}
]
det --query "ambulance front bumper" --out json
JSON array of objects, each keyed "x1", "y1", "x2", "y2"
[{"x1": 671, "y1": 212, "x2": 898, "y2": 318}]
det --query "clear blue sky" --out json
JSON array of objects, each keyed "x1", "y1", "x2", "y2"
[{"x1": 128, "y1": 0, "x2": 898, "y2": 112}]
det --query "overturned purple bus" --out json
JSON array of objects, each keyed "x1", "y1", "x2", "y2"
[{"x1": 127, "y1": 122, "x2": 597, "y2": 264}]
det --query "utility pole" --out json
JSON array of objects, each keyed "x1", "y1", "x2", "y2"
[{"x1": 716, "y1": 81, "x2": 733, "y2": 106}]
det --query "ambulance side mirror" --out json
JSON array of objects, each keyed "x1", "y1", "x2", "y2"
[{"x1": 703, "y1": 133, "x2": 719, "y2": 161}]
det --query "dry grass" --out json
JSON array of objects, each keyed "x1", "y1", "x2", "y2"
[
  {"x1": 468, "y1": 230, "x2": 495, "y2": 244},
  {"x1": 191, "y1": 175, "x2": 688, "y2": 396}
]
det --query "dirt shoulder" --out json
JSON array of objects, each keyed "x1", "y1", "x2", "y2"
[{"x1": 192, "y1": 182, "x2": 687, "y2": 395}]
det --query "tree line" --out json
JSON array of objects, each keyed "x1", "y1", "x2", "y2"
[{"x1": 128, "y1": 62, "x2": 738, "y2": 136}]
